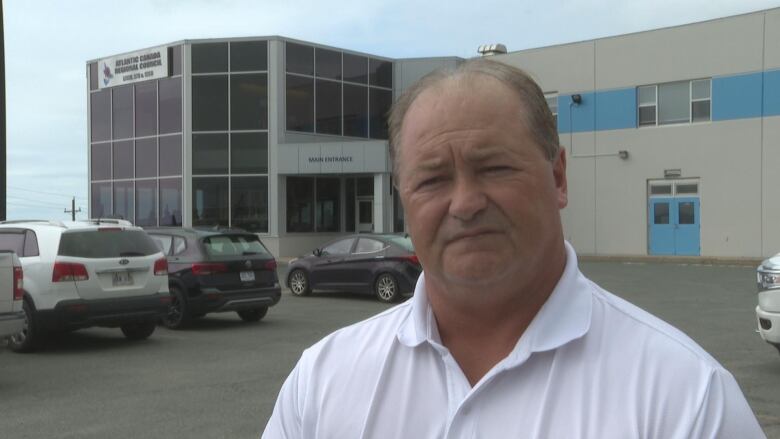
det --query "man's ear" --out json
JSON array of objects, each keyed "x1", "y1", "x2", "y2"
[{"x1": 553, "y1": 148, "x2": 568, "y2": 209}]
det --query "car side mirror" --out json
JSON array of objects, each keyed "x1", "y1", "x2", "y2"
[{"x1": 313, "y1": 248, "x2": 322, "y2": 257}]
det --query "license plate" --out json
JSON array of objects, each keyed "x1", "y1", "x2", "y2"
[
  {"x1": 112, "y1": 271, "x2": 132, "y2": 286},
  {"x1": 240, "y1": 271, "x2": 255, "y2": 282}
]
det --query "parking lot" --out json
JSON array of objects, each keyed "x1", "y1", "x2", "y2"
[{"x1": 0, "y1": 260, "x2": 778, "y2": 438}]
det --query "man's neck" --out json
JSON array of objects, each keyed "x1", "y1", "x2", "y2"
[{"x1": 425, "y1": 246, "x2": 567, "y2": 386}]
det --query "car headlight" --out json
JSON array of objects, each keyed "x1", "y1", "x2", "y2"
[{"x1": 758, "y1": 271, "x2": 780, "y2": 291}]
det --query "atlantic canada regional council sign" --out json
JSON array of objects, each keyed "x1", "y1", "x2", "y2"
[{"x1": 98, "y1": 45, "x2": 169, "y2": 89}]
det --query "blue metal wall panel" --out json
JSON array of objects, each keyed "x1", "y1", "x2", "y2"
[
  {"x1": 595, "y1": 88, "x2": 637, "y2": 131},
  {"x1": 557, "y1": 92, "x2": 595, "y2": 133},
  {"x1": 764, "y1": 69, "x2": 780, "y2": 117},
  {"x1": 712, "y1": 72, "x2": 763, "y2": 121}
]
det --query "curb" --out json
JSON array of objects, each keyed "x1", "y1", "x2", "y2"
[{"x1": 578, "y1": 254, "x2": 762, "y2": 267}]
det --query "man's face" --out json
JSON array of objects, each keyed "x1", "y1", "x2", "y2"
[{"x1": 396, "y1": 75, "x2": 567, "y2": 290}]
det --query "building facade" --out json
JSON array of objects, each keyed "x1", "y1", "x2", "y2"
[{"x1": 87, "y1": 8, "x2": 780, "y2": 259}]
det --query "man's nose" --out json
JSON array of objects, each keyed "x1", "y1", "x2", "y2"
[{"x1": 448, "y1": 175, "x2": 488, "y2": 222}]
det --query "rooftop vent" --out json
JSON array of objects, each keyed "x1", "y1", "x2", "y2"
[{"x1": 477, "y1": 44, "x2": 507, "y2": 56}]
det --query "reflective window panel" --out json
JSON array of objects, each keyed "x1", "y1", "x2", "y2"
[
  {"x1": 192, "y1": 177, "x2": 229, "y2": 227},
  {"x1": 343, "y1": 53, "x2": 367, "y2": 84},
  {"x1": 286, "y1": 75, "x2": 314, "y2": 132},
  {"x1": 193, "y1": 75, "x2": 228, "y2": 131},
  {"x1": 193, "y1": 133, "x2": 228, "y2": 175},
  {"x1": 112, "y1": 140, "x2": 133, "y2": 180},
  {"x1": 169, "y1": 45, "x2": 182, "y2": 76},
  {"x1": 316, "y1": 80, "x2": 342, "y2": 135},
  {"x1": 159, "y1": 135, "x2": 182, "y2": 176},
  {"x1": 231, "y1": 176, "x2": 268, "y2": 233},
  {"x1": 286, "y1": 42, "x2": 314, "y2": 75},
  {"x1": 192, "y1": 43, "x2": 228, "y2": 73},
  {"x1": 159, "y1": 77, "x2": 182, "y2": 134},
  {"x1": 316, "y1": 178, "x2": 340, "y2": 232},
  {"x1": 369, "y1": 88, "x2": 392, "y2": 139},
  {"x1": 89, "y1": 63, "x2": 98, "y2": 91},
  {"x1": 135, "y1": 138, "x2": 157, "y2": 178},
  {"x1": 112, "y1": 85, "x2": 133, "y2": 139},
  {"x1": 231, "y1": 73, "x2": 268, "y2": 130},
  {"x1": 91, "y1": 143, "x2": 111, "y2": 181},
  {"x1": 286, "y1": 177, "x2": 314, "y2": 232},
  {"x1": 316, "y1": 48, "x2": 341, "y2": 80},
  {"x1": 369, "y1": 58, "x2": 392, "y2": 88},
  {"x1": 91, "y1": 182, "x2": 111, "y2": 218},
  {"x1": 134, "y1": 81, "x2": 157, "y2": 137},
  {"x1": 90, "y1": 89, "x2": 111, "y2": 142},
  {"x1": 136, "y1": 179, "x2": 157, "y2": 227},
  {"x1": 113, "y1": 181, "x2": 134, "y2": 222},
  {"x1": 231, "y1": 132, "x2": 268, "y2": 174},
  {"x1": 343, "y1": 84, "x2": 368, "y2": 137},
  {"x1": 230, "y1": 40, "x2": 268, "y2": 72},
  {"x1": 159, "y1": 178, "x2": 182, "y2": 226}
]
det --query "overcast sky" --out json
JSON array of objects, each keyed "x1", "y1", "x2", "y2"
[{"x1": 5, "y1": 0, "x2": 780, "y2": 221}]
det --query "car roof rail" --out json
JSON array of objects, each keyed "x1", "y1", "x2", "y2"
[
  {"x1": 87, "y1": 218, "x2": 134, "y2": 227},
  {"x1": 0, "y1": 219, "x2": 66, "y2": 227}
]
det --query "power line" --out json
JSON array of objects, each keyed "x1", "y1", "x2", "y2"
[
  {"x1": 7, "y1": 185, "x2": 87, "y2": 200},
  {"x1": 6, "y1": 195, "x2": 67, "y2": 208},
  {"x1": 7, "y1": 202, "x2": 65, "y2": 211}
]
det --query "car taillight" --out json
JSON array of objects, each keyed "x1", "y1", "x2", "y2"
[
  {"x1": 52, "y1": 262, "x2": 89, "y2": 282},
  {"x1": 401, "y1": 255, "x2": 420, "y2": 266},
  {"x1": 13, "y1": 266, "x2": 23, "y2": 300},
  {"x1": 264, "y1": 260, "x2": 277, "y2": 270},
  {"x1": 154, "y1": 258, "x2": 168, "y2": 276},
  {"x1": 191, "y1": 263, "x2": 227, "y2": 276}
]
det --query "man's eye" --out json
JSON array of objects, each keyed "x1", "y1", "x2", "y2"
[
  {"x1": 482, "y1": 166, "x2": 513, "y2": 174},
  {"x1": 416, "y1": 177, "x2": 444, "y2": 190}
]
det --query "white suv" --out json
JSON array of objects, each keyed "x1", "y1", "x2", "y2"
[
  {"x1": 756, "y1": 253, "x2": 780, "y2": 355},
  {"x1": 0, "y1": 219, "x2": 170, "y2": 352}
]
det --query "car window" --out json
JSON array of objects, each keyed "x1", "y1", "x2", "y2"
[
  {"x1": 150, "y1": 234, "x2": 173, "y2": 255},
  {"x1": 203, "y1": 234, "x2": 271, "y2": 257},
  {"x1": 322, "y1": 238, "x2": 354, "y2": 255},
  {"x1": 383, "y1": 235, "x2": 415, "y2": 252},
  {"x1": 354, "y1": 238, "x2": 386, "y2": 254},
  {"x1": 0, "y1": 231, "x2": 25, "y2": 255},
  {"x1": 173, "y1": 236, "x2": 187, "y2": 255},
  {"x1": 23, "y1": 230, "x2": 40, "y2": 257},
  {"x1": 58, "y1": 229, "x2": 161, "y2": 258}
]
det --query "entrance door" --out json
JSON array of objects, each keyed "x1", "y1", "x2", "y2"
[
  {"x1": 648, "y1": 181, "x2": 700, "y2": 256},
  {"x1": 649, "y1": 198, "x2": 675, "y2": 255},
  {"x1": 357, "y1": 199, "x2": 373, "y2": 233},
  {"x1": 674, "y1": 197, "x2": 700, "y2": 256}
]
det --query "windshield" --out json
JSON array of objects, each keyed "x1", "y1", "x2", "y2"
[
  {"x1": 202, "y1": 234, "x2": 272, "y2": 257},
  {"x1": 382, "y1": 235, "x2": 415, "y2": 252},
  {"x1": 58, "y1": 230, "x2": 161, "y2": 258}
]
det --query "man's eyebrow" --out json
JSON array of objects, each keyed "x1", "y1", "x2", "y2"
[
  {"x1": 410, "y1": 156, "x2": 448, "y2": 171},
  {"x1": 462, "y1": 147, "x2": 507, "y2": 162}
]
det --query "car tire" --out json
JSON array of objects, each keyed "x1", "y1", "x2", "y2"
[
  {"x1": 237, "y1": 307, "x2": 268, "y2": 322},
  {"x1": 7, "y1": 300, "x2": 40, "y2": 353},
  {"x1": 288, "y1": 269, "x2": 311, "y2": 296},
  {"x1": 120, "y1": 321, "x2": 156, "y2": 340},
  {"x1": 374, "y1": 273, "x2": 400, "y2": 303},
  {"x1": 162, "y1": 286, "x2": 190, "y2": 329}
]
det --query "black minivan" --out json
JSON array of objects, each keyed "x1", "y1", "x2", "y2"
[{"x1": 145, "y1": 227, "x2": 281, "y2": 328}]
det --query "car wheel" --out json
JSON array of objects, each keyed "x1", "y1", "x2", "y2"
[
  {"x1": 162, "y1": 286, "x2": 190, "y2": 329},
  {"x1": 374, "y1": 273, "x2": 400, "y2": 303},
  {"x1": 7, "y1": 300, "x2": 40, "y2": 353},
  {"x1": 288, "y1": 269, "x2": 311, "y2": 296},
  {"x1": 237, "y1": 307, "x2": 268, "y2": 322},
  {"x1": 120, "y1": 321, "x2": 156, "y2": 340}
]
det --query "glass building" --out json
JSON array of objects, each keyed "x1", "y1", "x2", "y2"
[{"x1": 86, "y1": 37, "x2": 458, "y2": 257}]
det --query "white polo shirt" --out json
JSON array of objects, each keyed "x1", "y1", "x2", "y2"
[{"x1": 263, "y1": 243, "x2": 764, "y2": 438}]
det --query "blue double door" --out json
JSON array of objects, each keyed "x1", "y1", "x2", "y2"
[{"x1": 649, "y1": 197, "x2": 700, "y2": 256}]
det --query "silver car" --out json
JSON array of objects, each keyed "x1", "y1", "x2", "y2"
[{"x1": 756, "y1": 254, "x2": 780, "y2": 354}]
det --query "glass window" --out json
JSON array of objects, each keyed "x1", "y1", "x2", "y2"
[
  {"x1": 192, "y1": 177, "x2": 229, "y2": 227},
  {"x1": 159, "y1": 178, "x2": 182, "y2": 226},
  {"x1": 0, "y1": 232, "x2": 25, "y2": 255},
  {"x1": 286, "y1": 75, "x2": 314, "y2": 132},
  {"x1": 193, "y1": 75, "x2": 228, "y2": 131},
  {"x1": 286, "y1": 177, "x2": 314, "y2": 233},
  {"x1": 692, "y1": 79, "x2": 710, "y2": 100},
  {"x1": 286, "y1": 42, "x2": 314, "y2": 75},
  {"x1": 112, "y1": 85, "x2": 133, "y2": 139},
  {"x1": 658, "y1": 81, "x2": 689, "y2": 125},
  {"x1": 135, "y1": 82, "x2": 157, "y2": 137},
  {"x1": 193, "y1": 133, "x2": 229, "y2": 175},
  {"x1": 113, "y1": 180, "x2": 134, "y2": 222},
  {"x1": 159, "y1": 135, "x2": 182, "y2": 176},
  {"x1": 369, "y1": 58, "x2": 392, "y2": 88},
  {"x1": 91, "y1": 143, "x2": 111, "y2": 181},
  {"x1": 316, "y1": 178, "x2": 340, "y2": 232},
  {"x1": 112, "y1": 141, "x2": 133, "y2": 180},
  {"x1": 638, "y1": 86, "x2": 657, "y2": 127},
  {"x1": 649, "y1": 184, "x2": 672, "y2": 195},
  {"x1": 316, "y1": 80, "x2": 342, "y2": 135},
  {"x1": 173, "y1": 236, "x2": 186, "y2": 255},
  {"x1": 316, "y1": 48, "x2": 341, "y2": 80},
  {"x1": 203, "y1": 234, "x2": 271, "y2": 257},
  {"x1": 638, "y1": 86, "x2": 656, "y2": 106},
  {"x1": 135, "y1": 138, "x2": 157, "y2": 178},
  {"x1": 369, "y1": 88, "x2": 392, "y2": 139},
  {"x1": 231, "y1": 73, "x2": 268, "y2": 130},
  {"x1": 89, "y1": 62, "x2": 98, "y2": 91},
  {"x1": 355, "y1": 238, "x2": 385, "y2": 254},
  {"x1": 231, "y1": 132, "x2": 268, "y2": 174},
  {"x1": 676, "y1": 183, "x2": 699, "y2": 195},
  {"x1": 359, "y1": 200, "x2": 373, "y2": 223},
  {"x1": 691, "y1": 79, "x2": 711, "y2": 123},
  {"x1": 135, "y1": 179, "x2": 157, "y2": 227},
  {"x1": 679, "y1": 202, "x2": 695, "y2": 225},
  {"x1": 345, "y1": 178, "x2": 355, "y2": 232},
  {"x1": 169, "y1": 45, "x2": 182, "y2": 76},
  {"x1": 343, "y1": 53, "x2": 367, "y2": 84},
  {"x1": 357, "y1": 177, "x2": 373, "y2": 196},
  {"x1": 150, "y1": 234, "x2": 173, "y2": 254},
  {"x1": 322, "y1": 238, "x2": 354, "y2": 255},
  {"x1": 90, "y1": 89, "x2": 111, "y2": 142},
  {"x1": 58, "y1": 230, "x2": 160, "y2": 258},
  {"x1": 232, "y1": 176, "x2": 268, "y2": 233},
  {"x1": 231, "y1": 40, "x2": 268, "y2": 72},
  {"x1": 192, "y1": 43, "x2": 228, "y2": 73},
  {"x1": 344, "y1": 84, "x2": 368, "y2": 137},
  {"x1": 159, "y1": 77, "x2": 182, "y2": 134},
  {"x1": 24, "y1": 230, "x2": 39, "y2": 257},
  {"x1": 638, "y1": 107, "x2": 657, "y2": 126},
  {"x1": 654, "y1": 203, "x2": 670, "y2": 225},
  {"x1": 692, "y1": 101, "x2": 710, "y2": 122},
  {"x1": 91, "y1": 182, "x2": 111, "y2": 218}
]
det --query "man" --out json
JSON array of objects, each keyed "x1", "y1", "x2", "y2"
[{"x1": 263, "y1": 59, "x2": 764, "y2": 438}]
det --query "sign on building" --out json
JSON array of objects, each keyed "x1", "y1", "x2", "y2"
[{"x1": 98, "y1": 45, "x2": 169, "y2": 89}]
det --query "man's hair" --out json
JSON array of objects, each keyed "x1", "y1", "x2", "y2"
[{"x1": 387, "y1": 58, "x2": 560, "y2": 179}]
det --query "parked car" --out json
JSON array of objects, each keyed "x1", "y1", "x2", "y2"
[
  {"x1": 0, "y1": 251, "x2": 24, "y2": 342},
  {"x1": 286, "y1": 234, "x2": 422, "y2": 303},
  {"x1": 756, "y1": 253, "x2": 780, "y2": 354},
  {"x1": 144, "y1": 227, "x2": 281, "y2": 328},
  {"x1": 0, "y1": 219, "x2": 170, "y2": 352}
]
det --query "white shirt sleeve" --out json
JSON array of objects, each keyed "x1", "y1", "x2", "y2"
[
  {"x1": 685, "y1": 367, "x2": 766, "y2": 439},
  {"x1": 262, "y1": 359, "x2": 304, "y2": 439}
]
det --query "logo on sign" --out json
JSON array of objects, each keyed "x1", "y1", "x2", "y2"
[
  {"x1": 119, "y1": 259, "x2": 129, "y2": 265},
  {"x1": 245, "y1": 260, "x2": 252, "y2": 269},
  {"x1": 102, "y1": 63, "x2": 113, "y2": 86}
]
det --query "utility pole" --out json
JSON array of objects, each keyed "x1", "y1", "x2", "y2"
[{"x1": 64, "y1": 197, "x2": 81, "y2": 221}]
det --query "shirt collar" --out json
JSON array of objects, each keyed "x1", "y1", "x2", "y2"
[{"x1": 397, "y1": 241, "x2": 592, "y2": 356}]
